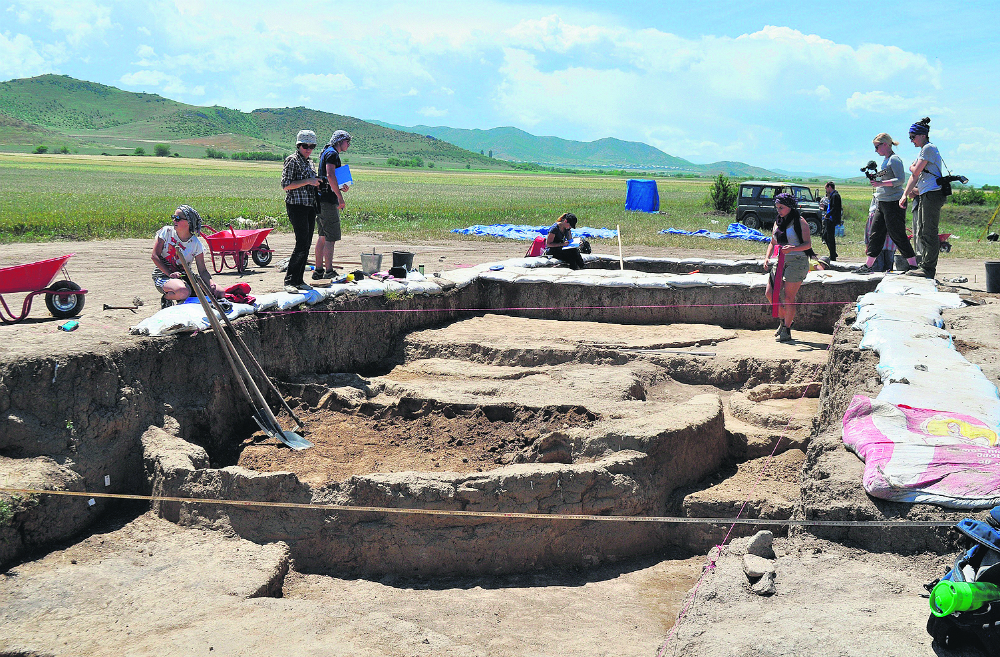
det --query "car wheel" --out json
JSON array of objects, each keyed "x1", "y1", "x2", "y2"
[
  {"x1": 807, "y1": 218, "x2": 822, "y2": 236},
  {"x1": 740, "y1": 213, "x2": 761, "y2": 230}
]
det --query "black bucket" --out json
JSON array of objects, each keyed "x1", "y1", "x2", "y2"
[
  {"x1": 986, "y1": 261, "x2": 1000, "y2": 293},
  {"x1": 392, "y1": 251, "x2": 414, "y2": 269}
]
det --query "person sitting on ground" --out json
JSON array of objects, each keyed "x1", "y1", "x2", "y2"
[
  {"x1": 764, "y1": 193, "x2": 812, "y2": 343},
  {"x1": 546, "y1": 212, "x2": 585, "y2": 270},
  {"x1": 151, "y1": 205, "x2": 221, "y2": 307}
]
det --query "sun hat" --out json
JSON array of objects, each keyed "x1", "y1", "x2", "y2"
[
  {"x1": 296, "y1": 129, "x2": 317, "y2": 145},
  {"x1": 330, "y1": 130, "x2": 352, "y2": 146}
]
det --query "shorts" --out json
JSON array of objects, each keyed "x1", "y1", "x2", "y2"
[
  {"x1": 316, "y1": 199, "x2": 342, "y2": 241},
  {"x1": 771, "y1": 252, "x2": 808, "y2": 283},
  {"x1": 152, "y1": 268, "x2": 170, "y2": 294}
]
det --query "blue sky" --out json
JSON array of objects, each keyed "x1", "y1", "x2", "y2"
[{"x1": 2, "y1": 0, "x2": 999, "y2": 182}]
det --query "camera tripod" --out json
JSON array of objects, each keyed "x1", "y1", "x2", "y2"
[{"x1": 978, "y1": 200, "x2": 1000, "y2": 242}]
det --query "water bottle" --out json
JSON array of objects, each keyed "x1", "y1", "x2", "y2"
[{"x1": 930, "y1": 580, "x2": 1000, "y2": 616}]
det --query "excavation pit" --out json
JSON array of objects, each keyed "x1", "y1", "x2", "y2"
[
  {"x1": 143, "y1": 313, "x2": 835, "y2": 576},
  {"x1": 3, "y1": 259, "x2": 884, "y2": 576}
]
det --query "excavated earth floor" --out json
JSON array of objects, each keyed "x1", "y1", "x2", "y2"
[{"x1": 1, "y1": 233, "x2": 999, "y2": 656}]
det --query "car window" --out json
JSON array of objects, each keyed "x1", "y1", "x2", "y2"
[
  {"x1": 740, "y1": 186, "x2": 759, "y2": 199},
  {"x1": 791, "y1": 187, "x2": 814, "y2": 202},
  {"x1": 759, "y1": 187, "x2": 776, "y2": 200}
]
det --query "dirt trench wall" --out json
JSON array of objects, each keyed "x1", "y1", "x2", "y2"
[
  {"x1": 144, "y1": 395, "x2": 728, "y2": 576},
  {"x1": 479, "y1": 278, "x2": 875, "y2": 331},
  {"x1": 801, "y1": 304, "x2": 971, "y2": 554},
  {"x1": 0, "y1": 287, "x2": 480, "y2": 566}
]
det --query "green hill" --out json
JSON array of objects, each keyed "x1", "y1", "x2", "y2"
[
  {"x1": 376, "y1": 122, "x2": 778, "y2": 177},
  {"x1": 0, "y1": 74, "x2": 507, "y2": 167}
]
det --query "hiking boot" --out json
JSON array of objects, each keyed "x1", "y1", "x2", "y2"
[
  {"x1": 775, "y1": 324, "x2": 784, "y2": 337},
  {"x1": 311, "y1": 268, "x2": 325, "y2": 280},
  {"x1": 160, "y1": 295, "x2": 174, "y2": 309},
  {"x1": 776, "y1": 325, "x2": 792, "y2": 342},
  {"x1": 295, "y1": 283, "x2": 314, "y2": 291},
  {"x1": 323, "y1": 269, "x2": 338, "y2": 279},
  {"x1": 284, "y1": 285, "x2": 299, "y2": 294},
  {"x1": 855, "y1": 264, "x2": 875, "y2": 275},
  {"x1": 904, "y1": 268, "x2": 931, "y2": 278}
]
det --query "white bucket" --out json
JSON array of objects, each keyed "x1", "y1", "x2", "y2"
[{"x1": 360, "y1": 253, "x2": 383, "y2": 275}]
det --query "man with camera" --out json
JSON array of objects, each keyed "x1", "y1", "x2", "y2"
[{"x1": 823, "y1": 181, "x2": 841, "y2": 261}]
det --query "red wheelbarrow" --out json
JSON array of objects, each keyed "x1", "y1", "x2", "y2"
[
  {"x1": 0, "y1": 254, "x2": 87, "y2": 324},
  {"x1": 202, "y1": 225, "x2": 274, "y2": 274}
]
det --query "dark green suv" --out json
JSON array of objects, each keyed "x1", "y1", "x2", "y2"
[{"x1": 736, "y1": 181, "x2": 822, "y2": 235}]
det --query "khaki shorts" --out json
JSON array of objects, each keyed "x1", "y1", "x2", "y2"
[
  {"x1": 316, "y1": 199, "x2": 342, "y2": 241},
  {"x1": 771, "y1": 252, "x2": 809, "y2": 283}
]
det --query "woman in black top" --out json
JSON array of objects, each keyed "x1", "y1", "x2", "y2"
[{"x1": 546, "y1": 212, "x2": 585, "y2": 270}]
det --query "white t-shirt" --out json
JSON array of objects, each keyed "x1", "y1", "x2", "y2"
[{"x1": 156, "y1": 225, "x2": 204, "y2": 273}]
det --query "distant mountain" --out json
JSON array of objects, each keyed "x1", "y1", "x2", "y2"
[
  {"x1": 373, "y1": 122, "x2": 779, "y2": 177},
  {"x1": 0, "y1": 75, "x2": 506, "y2": 167}
]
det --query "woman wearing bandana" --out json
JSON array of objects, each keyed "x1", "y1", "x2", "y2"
[
  {"x1": 763, "y1": 193, "x2": 812, "y2": 343},
  {"x1": 151, "y1": 204, "x2": 221, "y2": 307},
  {"x1": 899, "y1": 117, "x2": 944, "y2": 279}
]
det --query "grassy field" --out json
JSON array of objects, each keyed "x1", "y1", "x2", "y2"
[{"x1": 2, "y1": 153, "x2": 998, "y2": 260}]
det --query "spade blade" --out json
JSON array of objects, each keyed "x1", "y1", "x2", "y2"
[{"x1": 253, "y1": 416, "x2": 313, "y2": 450}]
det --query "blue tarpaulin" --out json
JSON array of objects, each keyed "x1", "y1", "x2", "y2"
[
  {"x1": 625, "y1": 179, "x2": 659, "y2": 212},
  {"x1": 661, "y1": 223, "x2": 770, "y2": 243},
  {"x1": 451, "y1": 224, "x2": 618, "y2": 240}
]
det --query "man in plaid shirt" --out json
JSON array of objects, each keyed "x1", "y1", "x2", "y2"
[{"x1": 281, "y1": 129, "x2": 320, "y2": 292}]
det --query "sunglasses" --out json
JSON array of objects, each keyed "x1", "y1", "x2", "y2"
[
  {"x1": 299, "y1": 144, "x2": 317, "y2": 150},
  {"x1": 172, "y1": 214, "x2": 183, "y2": 222}
]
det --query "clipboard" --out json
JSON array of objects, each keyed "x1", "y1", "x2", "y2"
[{"x1": 334, "y1": 165, "x2": 353, "y2": 187}]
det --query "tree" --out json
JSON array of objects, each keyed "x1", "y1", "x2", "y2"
[
  {"x1": 59, "y1": 145, "x2": 70, "y2": 154},
  {"x1": 709, "y1": 173, "x2": 737, "y2": 213},
  {"x1": 33, "y1": 145, "x2": 48, "y2": 154},
  {"x1": 133, "y1": 147, "x2": 146, "y2": 156},
  {"x1": 154, "y1": 144, "x2": 171, "y2": 157}
]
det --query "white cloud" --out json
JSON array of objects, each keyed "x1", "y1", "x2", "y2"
[
  {"x1": 419, "y1": 106, "x2": 447, "y2": 117},
  {"x1": 846, "y1": 91, "x2": 926, "y2": 114},
  {"x1": 0, "y1": 32, "x2": 53, "y2": 78},
  {"x1": 292, "y1": 73, "x2": 355, "y2": 93},
  {"x1": 119, "y1": 70, "x2": 204, "y2": 96},
  {"x1": 11, "y1": 0, "x2": 114, "y2": 46}
]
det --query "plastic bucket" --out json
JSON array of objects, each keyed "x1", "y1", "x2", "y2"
[
  {"x1": 986, "y1": 261, "x2": 1000, "y2": 293},
  {"x1": 360, "y1": 252, "x2": 382, "y2": 275},
  {"x1": 392, "y1": 251, "x2": 415, "y2": 269}
]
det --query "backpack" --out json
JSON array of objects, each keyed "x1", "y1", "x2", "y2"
[{"x1": 925, "y1": 507, "x2": 1000, "y2": 655}]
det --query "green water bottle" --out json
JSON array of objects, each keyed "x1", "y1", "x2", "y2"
[{"x1": 930, "y1": 580, "x2": 1000, "y2": 617}]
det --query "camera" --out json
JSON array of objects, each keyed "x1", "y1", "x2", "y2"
[
  {"x1": 938, "y1": 175, "x2": 969, "y2": 185},
  {"x1": 861, "y1": 161, "x2": 879, "y2": 181}
]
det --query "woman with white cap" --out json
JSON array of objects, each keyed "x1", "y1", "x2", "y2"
[
  {"x1": 856, "y1": 132, "x2": 918, "y2": 274},
  {"x1": 280, "y1": 129, "x2": 320, "y2": 292}
]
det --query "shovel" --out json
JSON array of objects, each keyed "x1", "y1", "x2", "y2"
[{"x1": 177, "y1": 258, "x2": 312, "y2": 450}]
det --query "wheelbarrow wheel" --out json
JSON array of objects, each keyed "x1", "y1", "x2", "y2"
[
  {"x1": 45, "y1": 280, "x2": 85, "y2": 319},
  {"x1": 239, "y1": 251, "x2": 250, "y2": 272},
  {"x1": 252, "y1": 245, "x2": 272, "y2": 267}
]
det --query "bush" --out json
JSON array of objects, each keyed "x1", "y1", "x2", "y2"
[
  {"x1": 205, "y1": 147, "x2": 227, "y2": 159},
  {"x1": 154, "y1": 144, "x2": 171, "y2": 157},
  {"x1": 709, "y1": 174, "x2": 738, "y2": 213},
  {"x1": 386, "y1": 156, "x2": 424, "y2": 168},
  {"x1": 33, "y1": 145, "x2": 48, "y2": 154},
  {"x1": 133, "y1": 147, "x2": 146, "y2": 156},
  {"x1": 59, "y1": 146, "x2": 70, "y2": 154},
  {"x1": 952, "y1": 185, "x2": 988, "y2": 206},
  {"x1": 230, "y1": 151, "x2": 283, "y2": 161}
]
